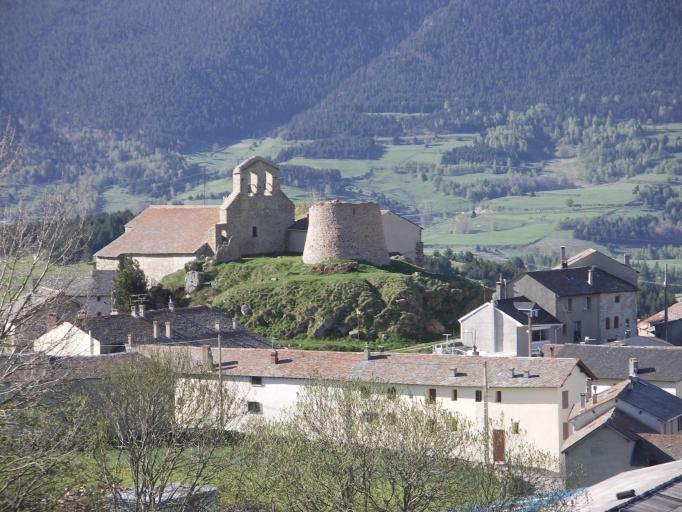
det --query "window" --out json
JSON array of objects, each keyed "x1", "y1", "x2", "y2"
[
  {"x1": 247, "y1": 401, "x2": 262, "y2": 414},
  {"x1": 567, "y1": 298, "x2": 573, "y2": 312},
  {"x1": 574, "y1": 321, "x2": 582, "y2": 342},
  {"x1": 614, "y1": 316, "x2": 620, "y2": 329},
  {"x1": 615, "y1": 295, "x2": 621, "y2": 303},
  {"x1": 387, "y1": 387, "x2": 396, "y2": 399},
  {"x1": 562, "y1": 390, "x2": 569, "y2": 409},
  {"x1": 427, "y1": 388, "x2": 437, "y2": 403},
  {"x1": 586, "y1": 297, "x2": 591, "y2": 310},
  {"x1": 252, "y1": 226, "x2": 258, "y2": 237},
  {"x1": 452, "y1": 389, "x2": 458, "y2": 401},
  {"x1": 605, "y1": 317, "x2": 611, "y2": 329},
  {"x1": 495, "y1": 391, "x2": 502, "y2": 403},
  {"x1": 250, "y1": 376, "x2": 263, "y2": 386},
  {"x1": 475, "y1": 390, "x2": 483, "y2": 402},
  {"x1": 563, "y1": 422, "x2": 569, "y2": 440}
]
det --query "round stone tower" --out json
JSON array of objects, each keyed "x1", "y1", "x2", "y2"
[{"x1": 302, "y1": 201, "x2": 390, "y2": 266}]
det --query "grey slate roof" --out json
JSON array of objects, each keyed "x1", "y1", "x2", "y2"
[
  {"x1": 543, "y1": 344, "x2": 682, "y2": 383},
  {"x1": 74, "y1": 306, "x2": 271, "y2": 349},
  {"x1": 494, "y1": 296, "x2": 561, "y2": 325},
  {"x1": 618, "y1": 378, "x2": 682, "y2": 422},
  {"x1": 38, "y1": 269, "x2": 116, "y2": 297},
  {"x1": 608, "y1": 335, "x2": 672, "y2": 347},
  {"x1": 214, "y1": 348, "x2": 593, "y2": 388},
  {"x1": 288, "y1": 216, "x2": 309, "y2": 231},
  {"x1": 524, "y1": 266, "x2": 637, "y2": 296}
]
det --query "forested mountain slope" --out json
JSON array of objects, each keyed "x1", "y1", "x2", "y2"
[
  {"x1": 286, "y1": 0, "x2": 682, "y2": 138},
  {"x1": 0, "y1": 0, "x2": 443, "y2": 142}
]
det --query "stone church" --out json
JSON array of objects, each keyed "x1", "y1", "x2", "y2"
[{"x1": 96, "y1": 157, "x2": 422, "y2": 282}]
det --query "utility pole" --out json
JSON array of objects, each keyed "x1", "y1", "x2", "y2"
[
  {"x1": 664, "y1": 264, "x2": 669, "y2": 342},
  {"x1": 215, "y1": 319, "x2": 223, "y2": 426},
  {"x1": 527, "y1": 310, "x2": 533, "y2": 357},
  {"x1": 483, "y1": 359, "x2": 489, "y2": 465}
]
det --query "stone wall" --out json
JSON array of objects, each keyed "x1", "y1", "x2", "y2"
[
  {"x1": 302, "y1": 201, "x2": 389, "y2": 266},
  {"x1": 217, "y1": 157, "x2": 295, "y2": 261}
]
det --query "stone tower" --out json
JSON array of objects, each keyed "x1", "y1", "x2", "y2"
[
  {"x1": 302, "y1": 201, "x2": 390, "y2": 266},
  {"x1": 215, "y1": 156, "x2": 295, "y2": 262}
]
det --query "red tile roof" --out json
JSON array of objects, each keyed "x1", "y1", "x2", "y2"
[
  {"x1": 95, "y1": 205, "x2": 220, "y2": 258},
  {"x1": 215, "y1": 349, "x2": 590, "y2": 388}
]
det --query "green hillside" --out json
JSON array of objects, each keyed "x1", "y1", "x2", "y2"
[{"x1": 162, "y1": 256, "x2": 482, "y2": 350}]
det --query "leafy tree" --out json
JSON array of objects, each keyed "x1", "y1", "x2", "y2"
[{"x1": 112, "y1": 256, "x2": 148, "y2": 312}]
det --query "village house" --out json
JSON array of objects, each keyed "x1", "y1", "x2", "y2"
[
  {"x1": 638, "y1": 301, "x2": 682, "y2": 346},
  {"x1": 33, "y1": 303, "x2": 270, "y2": 357},
  {"x1": 458, "y1": 289, "x2": 563, "y2": 357},
  {"x1": 95, "y1": 156, "x2": 424, "y2": 283},
  {"x1": 542, "y1": 343, "x2": 682, "y2": 396},
  {"x1": 35, "y1": 269, "x2": 116, "y2": 317},
  {"x1": 562, "y1": 363, "x2": 682, "y2": 486},
  {"x1": 179, "y1": 347, "x2": 595, "y2": 463},
  {"x1": 457, "y1": 248, "x2": 639, "y2": 355}
]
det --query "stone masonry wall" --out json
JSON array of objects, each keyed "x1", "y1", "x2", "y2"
[{"x1": 302, "y1": 201, "x2": 389, "y2": 266}]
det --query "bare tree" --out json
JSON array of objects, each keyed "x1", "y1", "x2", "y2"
[
  {"x1": 238, "y1": 379, "x2": 577, "y2": 512},
  {"x1": 0, "y1": 125, "x2": 91, "y2": 510},
  {"x1": 90, "y1": 353, "x2": 244, "y2": 511}
]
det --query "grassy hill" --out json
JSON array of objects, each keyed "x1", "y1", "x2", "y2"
[{"x1": 162, "y1": 256, "x2": 482, "y2": 351}]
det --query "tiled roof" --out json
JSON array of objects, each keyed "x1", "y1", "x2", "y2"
[
  {"x1": 608, "y1": 335, "x2": 672, "y2": 347},
  {"x1": 95, "y1": 205, "x2": 220, "y2": 258},
  {"x1": 214, "y1": 348, "x2": 591, "y2": 388},
  {"x1": 72, "y1": 306, "x2": 271, "y2": 349},
  {"x1": 288, "y1": 216, "x2": 309, "y2": 231},
  {"x1": 544, "y1": 344, "x2": 682, "y2": 382},
  {"x1": 570, "y1": 378, "x2": 682, "y2": 422},
  {"x1": 562, "y1": 407, "x2": 653, "y2": 452},
  {"x1": 636, "y1": 434, "x2": 682, "y2": 461},
  {"x1": 0, "y1": 352, "x2": 139, "y2": 382},
  {"x1": 38, "y1": 270, "x2": 116, "y2": 297},
  {"x1": 524, "y1": 266, "x2": 637, "y2": 296},
  {"x1": 641, "y1": 302, "x2": 682, "y2": 326},
  {"x1": 494, "y1": 296, "x2": 561, "y2": 325}
]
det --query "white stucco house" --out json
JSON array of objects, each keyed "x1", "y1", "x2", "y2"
[
  {"x1": 563, "y1": 368, "x2": 682, "y2": 486},
  {"x1": 33, "y1": 320, "x2": 128, "y2": 357},
  {"x1": 179, "y1": 347, "x2": 595, "y2": 464}
]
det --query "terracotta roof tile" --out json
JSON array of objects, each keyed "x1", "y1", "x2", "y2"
[
  {"x1": 215, "y1": 349, "x2": 589, "y2": 388},
  {"x1": 95, "y1": 205, "x2": 220, "y2": 258}
]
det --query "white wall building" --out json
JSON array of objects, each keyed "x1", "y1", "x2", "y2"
[{"x1": 180, "y1": 347, "x2": 595, "y2": 465}]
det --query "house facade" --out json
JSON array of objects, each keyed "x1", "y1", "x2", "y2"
[
  {"x1": 638, "y1": 301, "x2": 682, "y2": 346},
  {"x1": 459, "y1": 295, "x2": 562, "y2": 356},
  {"x1": 512, "y1": 266, "x2": 638, "y2": 343},
  {"x1": 562, "y1": 372, "x2": 682, "y2": 486},
  {"x1": 181, "y1": 348, "x2": 595, "y2": 463}
]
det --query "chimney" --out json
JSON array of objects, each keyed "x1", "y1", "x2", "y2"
[
  {"x1": 232, "y1": 318, "x2": 237, "y2": 330},
  {"x1": 510, "y1": 367, "x2": 515, "y2": 378},
  {"x1": 548, "y1": 346, "x2": 555, "y2": 358},
  {"x1": 592, "y1": 391, "x2": 598, "y2": 404},
  {"x1": 364, "y1": 342, "x2": 371, "y2": 360},
  {"x1": 580, "y1": 393, "x2": 586, "y2": 410},
  {"x1": 165, "y1": 321, "x2": 171, "y2": 339},
  {"x1": 586, "y1": 378, "x2": 592, "y2": 399},
  {"x1": 271, "y1": 349, "x2": 279, "y2": 365},
  {"x1": 623, "y1": 253, "x2": 631, "y2": 266},
  {"x1": 628, "y1": 357, "x2": 639, "y2": 379},
  {"x1": 131, "y1": 305, "x2": 137, "y2": 318},
  {"x1": 560, "y1": 246, "x2": 567, "y2": 268},
  {"x1": 127, "y1": 333, "x2": 132, "y2": 350},
  {"x1": 138, "y1": 304, "x2": 145, "y2": 318},
  {"x1": 524, "y1": 369, "x2": 531, "y2": 379},
  {"x1": 47, "y1": 311, "x2": 59, "y2": 329},
  {"x1": 153, "y1": 321, "x2": 159, "y2": 339},
  {"x1": 495, "y1": 275, "x2": 504, "y2": 300},
  {"x1": 214, "y1": 320, "x2": 220, "y2": 332},
  {"x1": 450, "y1": 367, "x2": 457, "y2": 377},
  {"x1": 587, "y1": 266, "x2": 595, "y2": 286},
  {"x1": 168, "y1": 297, "x2": 175, "y2": 312}
]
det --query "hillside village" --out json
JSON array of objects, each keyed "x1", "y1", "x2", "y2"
[
  {"x1": 2, "y1": 2, "x2": 682, "y2": 510},
  {"x1": 3, "y1": 156, "x2": 681, "y2": 510}
]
